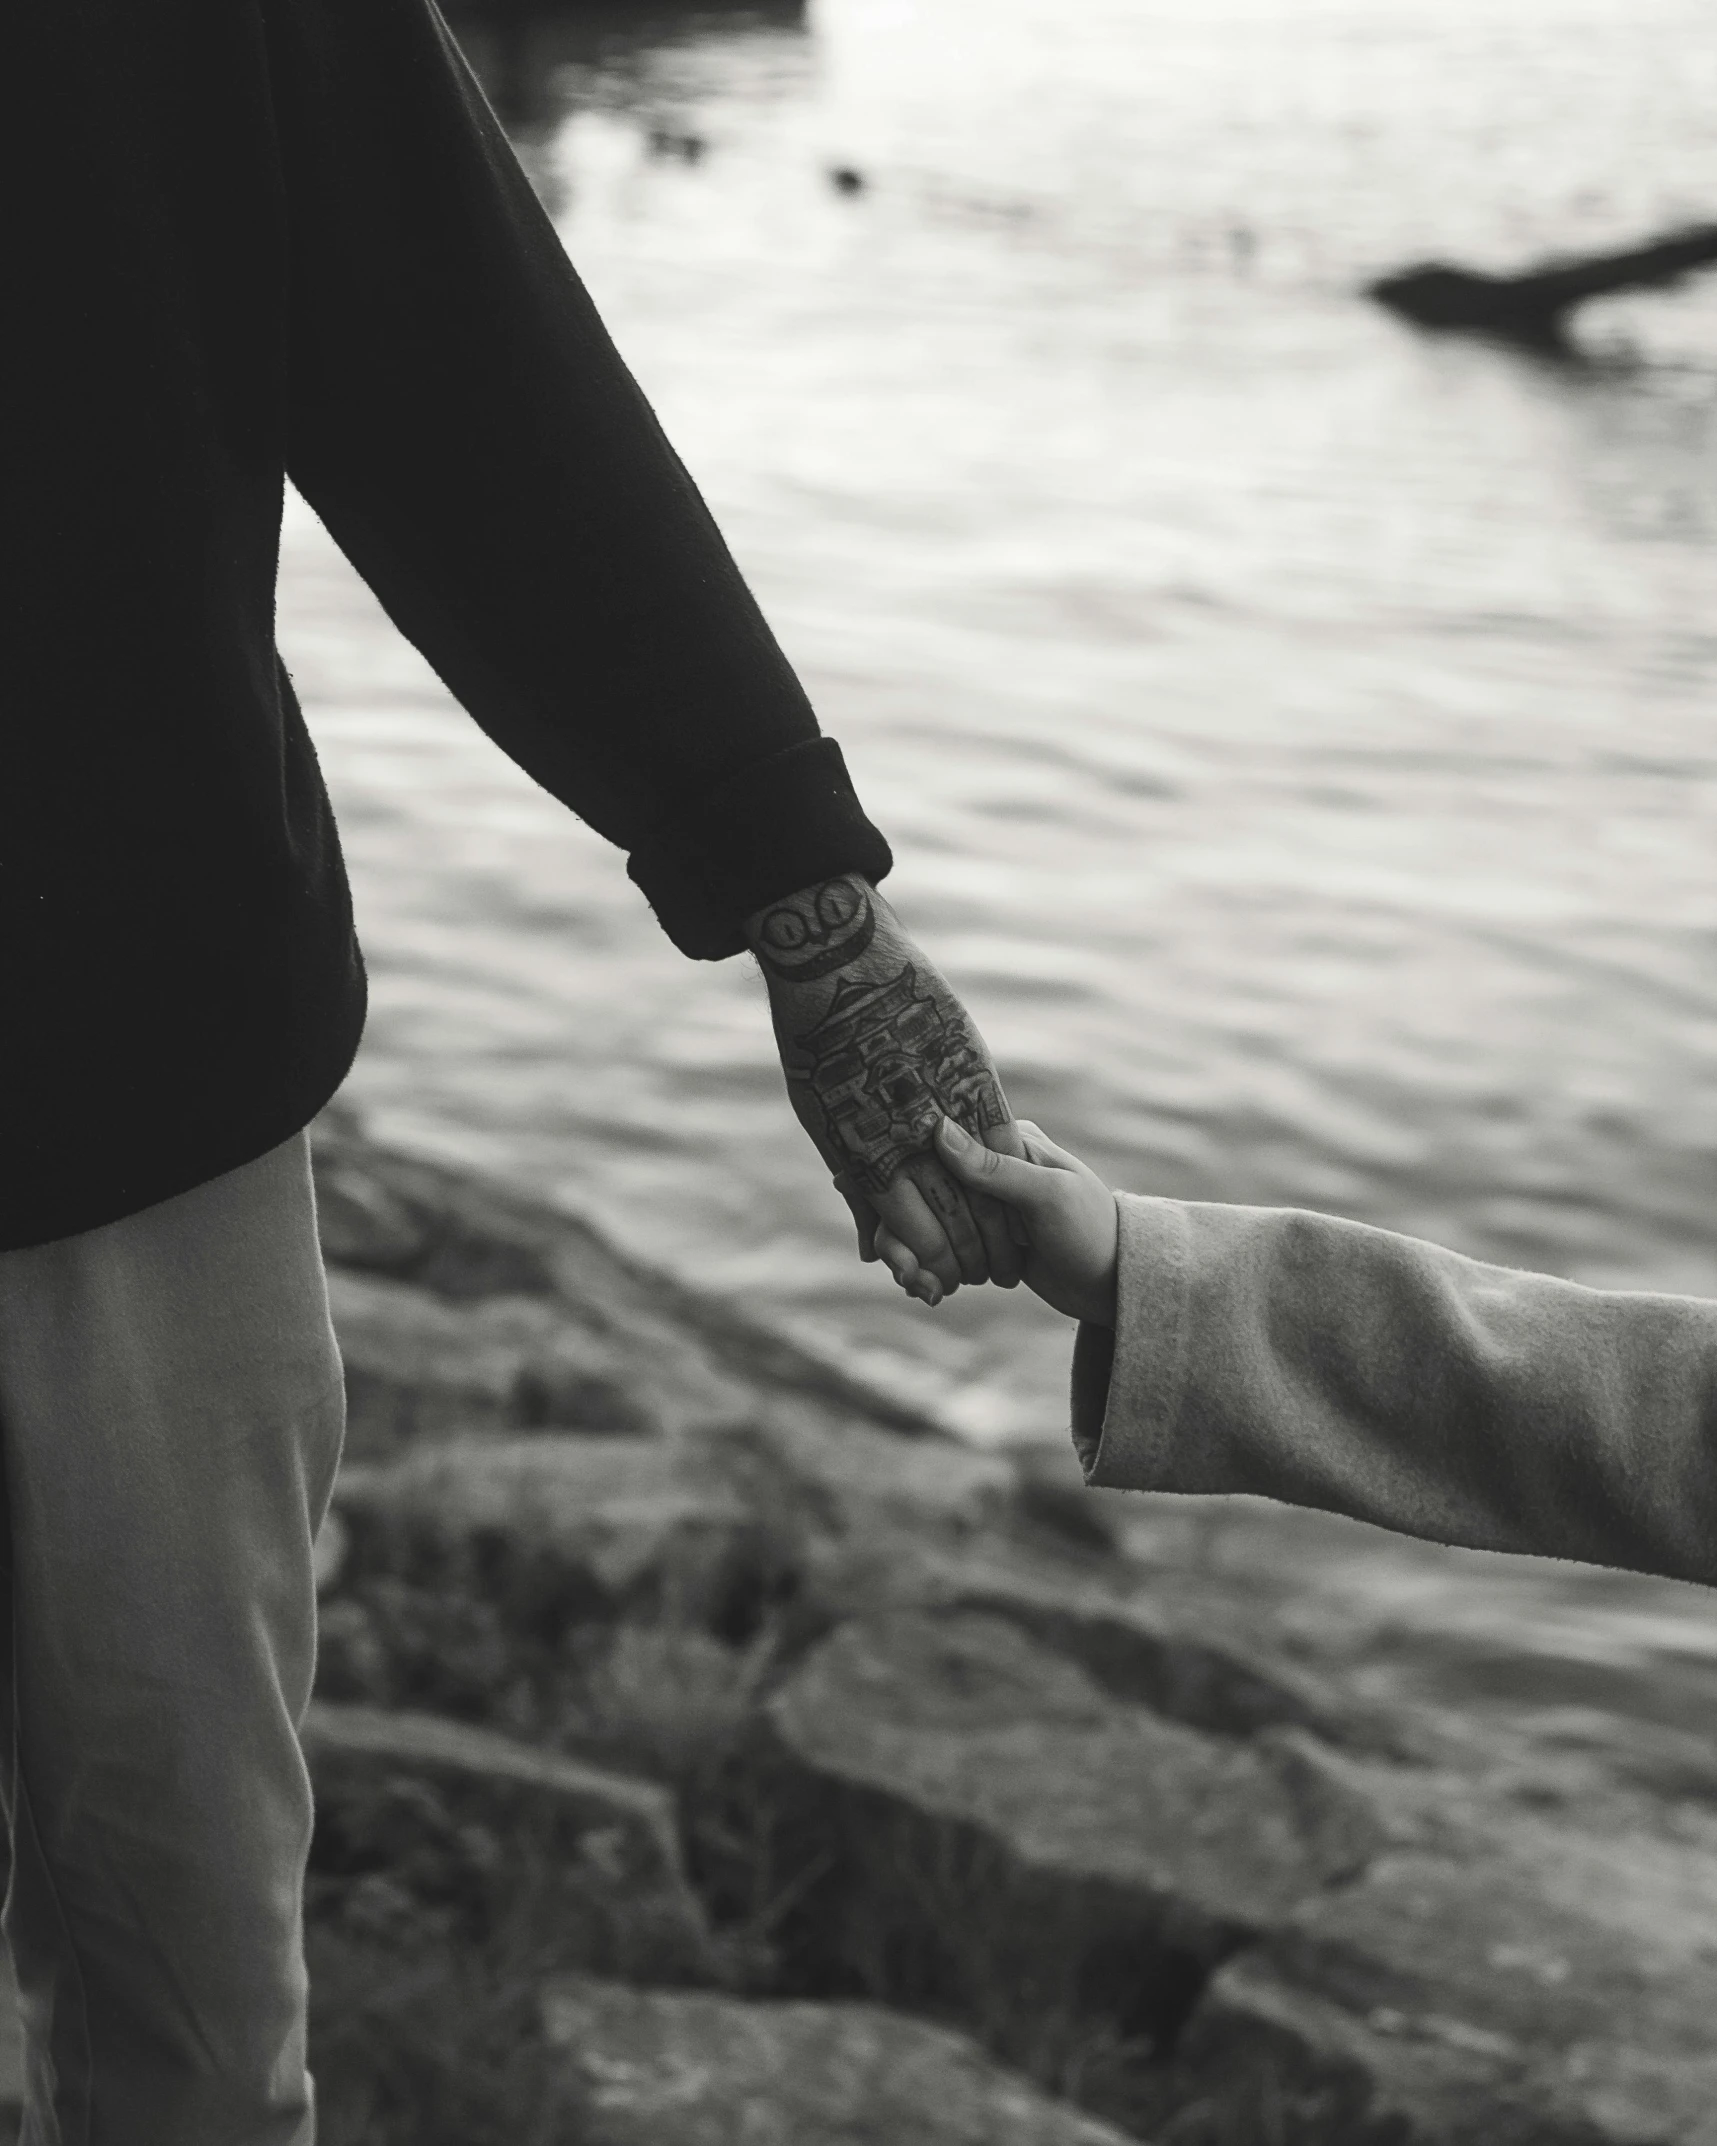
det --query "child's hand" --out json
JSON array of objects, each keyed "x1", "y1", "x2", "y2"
[{"x1": 873, "y1": 1117, "x2": 1119, "y2": 1326}]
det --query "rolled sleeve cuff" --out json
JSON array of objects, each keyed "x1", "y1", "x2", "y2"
[
  {"x1": 625, "y1": 735, "x2": 895, "y2": 960},
  {"x1": 1070, "y1": 1192, "x2": 1194, "y2": 1491}
]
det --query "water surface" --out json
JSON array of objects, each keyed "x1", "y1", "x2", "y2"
[{"x1": 281, "y1": 0, "x2": 1717, "y2": 1729}]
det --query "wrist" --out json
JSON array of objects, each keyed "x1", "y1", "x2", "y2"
[
  {"x1": 1064, "y1": 1193, "x2": 1119, "y2": 1327},
  {"x1": 1090, "y1": 1194, "x2": 1120, "y2": 1326},
  {"x1": 746, "y1": 874, "x2": 891, "y2": 990}
]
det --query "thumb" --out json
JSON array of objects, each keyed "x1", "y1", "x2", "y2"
[{"x1": 933, "y1": 1116, "x2": 1056, "y2": 1213}]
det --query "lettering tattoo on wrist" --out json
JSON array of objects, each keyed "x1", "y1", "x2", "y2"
[{"x1": 753, "y1": 876, "x2": 1009, "y2": 1198}]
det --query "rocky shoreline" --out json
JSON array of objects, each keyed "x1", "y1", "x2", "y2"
[{"x1": 234, "y1": 1109, "x2": 1717, "y2": 2139}]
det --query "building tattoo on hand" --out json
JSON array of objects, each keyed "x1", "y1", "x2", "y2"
[
  {"x1": 756, "y1": 876, "x2": 1008, "y2": 1196},
  {"x1": 792, "y1": 962, "x2": 1007, "y2": 1197}
]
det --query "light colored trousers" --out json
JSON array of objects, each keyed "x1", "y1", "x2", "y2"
[{"x1": 0, "y1": 1133, "x2": 344, "y2": 2145}]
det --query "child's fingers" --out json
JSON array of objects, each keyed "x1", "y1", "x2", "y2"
[
  {"x1": 980, "y1": 1123, "x2": 1033, "y2": 1249},
  {"x1": 874, "y1": 1225, "x2": 943, "y2": 1307},
  {"x1": 933, "y1": 1117, "x2": 1058, "y2": 1214},
  {"x1": 970, "y1": 1184, "x2": 1026, "y2": 1286},
  {"x1": 1014, "y1": 1121, "x2": 1088, "y2": 1174},
  {"x1": 873, "y1": 1174, "x2": 962, "y2": 1295}
]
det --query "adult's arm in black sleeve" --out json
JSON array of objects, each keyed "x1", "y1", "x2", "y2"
[{"x1": 262, "y1": 0, "x2": 891, "y2": 956}]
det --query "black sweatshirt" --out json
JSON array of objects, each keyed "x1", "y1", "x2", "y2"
[{"x1": 1, "y1": 0, "x2": 891, "y2": 1254}]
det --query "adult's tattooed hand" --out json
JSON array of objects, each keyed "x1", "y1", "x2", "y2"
[{"x1": 746, "y1": 875, "x2": 1027, "y2": 1296}]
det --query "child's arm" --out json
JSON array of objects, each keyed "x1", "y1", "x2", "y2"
[{"x1": 922, "y1": 1116, "x2": 1717, "y2": 1590}]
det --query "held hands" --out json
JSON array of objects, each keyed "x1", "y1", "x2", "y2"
[
  {"x1": 748, "y1": 872, "x2": 1116, "y2": 1321},
  {"x1": 748, "y1": 875, "x2": 1029, "y2": 1296},
  {"x1": 878, "y1": 1117, "x2": 1119, "y2": 1327}
]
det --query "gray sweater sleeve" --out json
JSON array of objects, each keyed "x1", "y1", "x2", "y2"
[{"x1": 1070, "y1": 1194, "x2": 1717, "y2": 1588}]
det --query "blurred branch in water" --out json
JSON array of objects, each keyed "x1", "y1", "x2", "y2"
[
  {"x1": 446, "y1": 0, "x2": 803, "y2": 18},
  {"x1": 443, "y1": 1, "x2": 806, "y2": 130},
  {"x1": 445, "y1": 0, "x2": 805, "y2": 47},
  {"x1": 1367, "y1": 220, "x2": 1717, "y2": 353},
  {"x1": 443, "y1": 0, "x2": 808, "y2": 206}
]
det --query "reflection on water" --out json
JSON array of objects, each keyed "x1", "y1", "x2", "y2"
[
  {"x1": 283, "y1": 0, "x2": 1717, "y2": 1725},
  {"x1": 448, "y1": 2, "x2": 810, "y2": 209}
]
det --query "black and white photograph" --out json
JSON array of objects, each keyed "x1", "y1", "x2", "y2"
[{"x1": 4, "y1": 0, "x2": 1717, "y2": 2138}]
